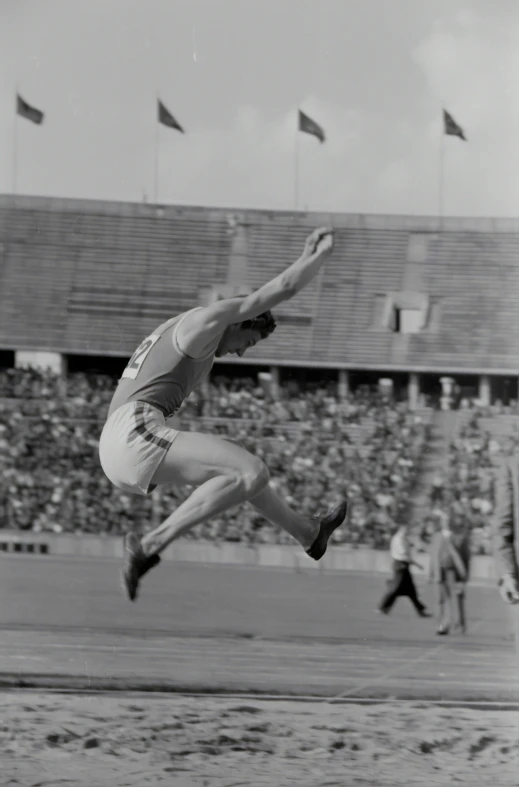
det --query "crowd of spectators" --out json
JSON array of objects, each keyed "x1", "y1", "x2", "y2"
[
  {"x1": 0, "y1": 367, "x2": 431, "y2": 548},
  {"x1": 5, "y1": 366, "x2": 519, "y2": 557},
  {"x1": 420, "y1": 407, "x2": 519, "y2": 555}
]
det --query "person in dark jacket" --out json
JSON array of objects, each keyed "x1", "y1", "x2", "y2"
[
  {"x1": 429, "y1": 512, "x2": 470, "y2": 635},
  {"x1": 493, "y1": 457, "x2": 519, "y2": 605}
]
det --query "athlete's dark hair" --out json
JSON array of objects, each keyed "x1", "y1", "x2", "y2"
[{"x1": 240, "y1": 310, "x2": 276, "y2": 339}]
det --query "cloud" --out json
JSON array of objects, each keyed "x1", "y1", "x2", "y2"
[
  {"x1": 158, "y1": 98, "x2": 365, "y2": 211},
  {"x1": 160, "y1": 7, "x2": 519, "y2": 220},
  {"x1": 413, "y1": 8, "x2": 518, "y2": 128},
  {"x1": 383, "y1": 6, "x2": 519, "y2": 217}
]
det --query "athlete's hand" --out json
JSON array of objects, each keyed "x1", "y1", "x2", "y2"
[
  {"x1": 302, "y1": 227, "x2": 334, "y2": 261},
  {"x1": 498, "y1": 573, "x2": 519, "y2": 604}
]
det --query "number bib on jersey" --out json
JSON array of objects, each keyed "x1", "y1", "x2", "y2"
[{"x1": 121, "y1": 334, "x2": 160, "y2": 379}]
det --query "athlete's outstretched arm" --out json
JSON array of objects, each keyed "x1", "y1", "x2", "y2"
[{"x1": 178, "y1": 227, "x2": 334, "y2": 350}]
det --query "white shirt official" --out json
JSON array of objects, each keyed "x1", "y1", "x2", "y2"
[{"x1": 390, "y1": 529, "x2": 411, "y2": 563}]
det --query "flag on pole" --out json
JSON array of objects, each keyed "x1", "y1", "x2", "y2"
[
  {"x1": 298, "y1": 109, "x2": 325, "y2": 143},
  {"x1": 443, "y1": 109, "x2": 466, "y2": 141},
  {"x1": 158, "y1": 100, "x2": 184, "y2": 133},
  {"x1": 16, "y1": 94, "x2": 44, "y2": 125}
]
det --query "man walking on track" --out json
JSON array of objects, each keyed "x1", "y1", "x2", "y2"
[
  {"x1": 428, "y1": 512, "x2": 470, "y2": 635},
  {"x1": 378, "y1": 523, "x2": 431, "y2": 617},
  {"x1": 493, "y1": 456, "x2": 519, "y2": 605},
  {"x1": 99, "y1": 228, "x2": 348, "y2": 601}
]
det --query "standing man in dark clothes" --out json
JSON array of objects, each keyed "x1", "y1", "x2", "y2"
[
  {"x1": 378, "y1": 523, "x2": 431, "y2": 617},
  {"x1": 429, "y1": 512, "x2": 470, "y2": 635},
  {"x1": 493, "y1": 456, "x2": 519, "y2": 605}
]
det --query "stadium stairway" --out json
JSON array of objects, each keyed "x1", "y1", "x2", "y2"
[{"x1": 407, "y1": 409, "x2": 461, "y2": 530}]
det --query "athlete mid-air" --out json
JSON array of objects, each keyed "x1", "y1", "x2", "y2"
[{"x1": 98, "y1": 227, "x2": 348, "y2": 601}]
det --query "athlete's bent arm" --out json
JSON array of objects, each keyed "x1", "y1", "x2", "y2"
[{"x1": 178, "y1": 227, "x2": 334, "y2": 351}]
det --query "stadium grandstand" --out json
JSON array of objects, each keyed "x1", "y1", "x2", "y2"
[{"x1": 1, "y1": 194, "x2": 519, "y2": 552}]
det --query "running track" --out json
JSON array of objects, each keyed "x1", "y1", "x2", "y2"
[{"x1": 1, "y1": 555, "x2": 518, "y2": 703}]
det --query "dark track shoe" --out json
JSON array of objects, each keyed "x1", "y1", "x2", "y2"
[
  {"x1": 121, "y1": 532, "x2": 161, "y2": 602},
  {"x1": 306, "y1": 500, "x2": 348, "y2": 561}
]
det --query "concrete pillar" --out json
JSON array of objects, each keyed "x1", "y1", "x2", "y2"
[
  {"x1": 439, "y1": 376, "x2": 454, "y2": 410},
  {"x1": 378, "y1": 377, "x2": 393, "y2": 398},
  {"x1": 15, "y1": 351, "x2": 67, "y2": 376},
  {"x1": 257, "y1": 369, "x2": 280, "y2": 400},
  {"x1": 479, "y1": 375, "x2": 491, "y2": 407},
  {"x1": 268, "y1": 366, "x2": 280, "y2": 399},
  {"x1": 338, "y1": 369, "x2": 349, "y2": 400},
  {"x1": 408, "y1": 372, "x2": 420, "y2": 410},
  {"x1": 227, "y1": 216, "x2": 248, "y2": 285}
]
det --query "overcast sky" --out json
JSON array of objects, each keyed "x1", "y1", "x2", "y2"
[{"x1": 1, "y1": 0, "x2": 518, "y2": 217}]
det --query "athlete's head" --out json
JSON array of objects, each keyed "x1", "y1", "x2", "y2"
[{"x1": 215, "y1": 311, "x2": 276, "y2": 357}]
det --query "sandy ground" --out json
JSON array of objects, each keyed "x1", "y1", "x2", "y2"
[{"x1": 2, "y1": 692, "x2": 519, "y2": 787}]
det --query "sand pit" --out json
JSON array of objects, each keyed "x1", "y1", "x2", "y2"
[{"x1": 2, "y1": 692, "x2": 519, "y2": 786}]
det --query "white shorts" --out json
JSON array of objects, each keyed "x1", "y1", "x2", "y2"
[{"x1": 99, "y1": 401, "x2": 179, "y2": 496}]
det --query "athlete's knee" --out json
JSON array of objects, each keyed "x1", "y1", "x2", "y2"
[{"x1": 239, "y1": 458, "x2": 270, "y2": 497}]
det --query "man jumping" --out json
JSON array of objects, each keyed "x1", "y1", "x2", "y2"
[{"x1": 98, "y1": 227, "x2": 348, "y2": 601}]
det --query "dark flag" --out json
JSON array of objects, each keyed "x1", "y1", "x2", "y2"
[
  {"x1": 158, "y1": 100, "x2": 184, "y2": 133},
  {"x1": 443, "y1": 109, "x2": 466, "y2": 141},
  {"x1": 16, "y1": 94, "x2": 44, "y2": 125},
  {"x1": 298, "y1": 109, "x2": 325, "y2": 143}
]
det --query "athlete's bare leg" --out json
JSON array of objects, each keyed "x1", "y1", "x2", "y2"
[
  {"x1": 122, "y1": 431, "x2": 347, "y2": 601},
  {"x1": 140, "y1": 432, "x2": 318, "y2": 556},
  {"x1": 248, "y1": 484, "x2": 318, "y2": 547}
]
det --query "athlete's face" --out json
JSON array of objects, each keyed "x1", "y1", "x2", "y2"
[{"x1": 215, "y1": 325, "x2": 263, "y2": 357}]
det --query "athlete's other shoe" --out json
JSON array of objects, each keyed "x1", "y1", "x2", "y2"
[
  {"x1": 121, "y1": 532, "x2": 161, "y2": 602},
  {"x1": 306, "y1": 500, "x2": 348, "y2": 561}
]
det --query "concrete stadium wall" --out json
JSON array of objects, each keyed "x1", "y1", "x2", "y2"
[{"x1": 0, "y1": 530, "x2": 497, "y2": 581}]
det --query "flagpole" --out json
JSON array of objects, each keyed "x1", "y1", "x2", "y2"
[
  {"x1": 438, "y1": 115, "x2": 445, "y2": 231},
  {"x1": 154, "y1": 93, "x2": 159, "y2": 204},
  {"x1": 294, "y1": 109, "x2": 300, "y2": 210},
  {"x1": 13, "y1": 85, "x2": 19, "y2": 195}
]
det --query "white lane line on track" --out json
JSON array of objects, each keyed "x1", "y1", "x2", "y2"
[
  {"x1": 4, "y1": 663, "x2": 512, "y2": 687},
  {"x1": 0, "y1": 645, "x2": 439, "y2": 664},
  {"x1": 2, "y1": 655, "x2": 512, "y2": 687},
  {"x1": 0, "y1": 647, "x2": 509, "y2": 672},
  {"x1": 2, "y1": 637, "x2": 423, "y2": 654},
  {"x1": 329, "y1": 619, "x2": 484, "y2": 702},
  {"x1": 2, "y1": 687, "x2": 518, "y2": 710},
  {"x1": 5, "y1": 670, "x2": 519, "y2": 688},
  {"x1": 2, "y1": 653, "x2": 513, "y2": 677},
  {"x1": 1, "y1": 647, "x2": 435, "y2": 666},
  {"x1": 0, "y1": 636, "x2": 508, "y2": 665},
  {"x1": 0, "y1": 642, "x2": 434, "y2": 662},
  {"x1": 0, "y1": 637, "x2": 505, "y2": 657},
  {"x1": 2, "y1": 664, "x2": 514, "y2": 686},
  {"x1": 0, "y1": 648, "x2": 514, "y2": 676},
  {"x1": 2, "y1": 667, "x2": 511, "y2": 690}
]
